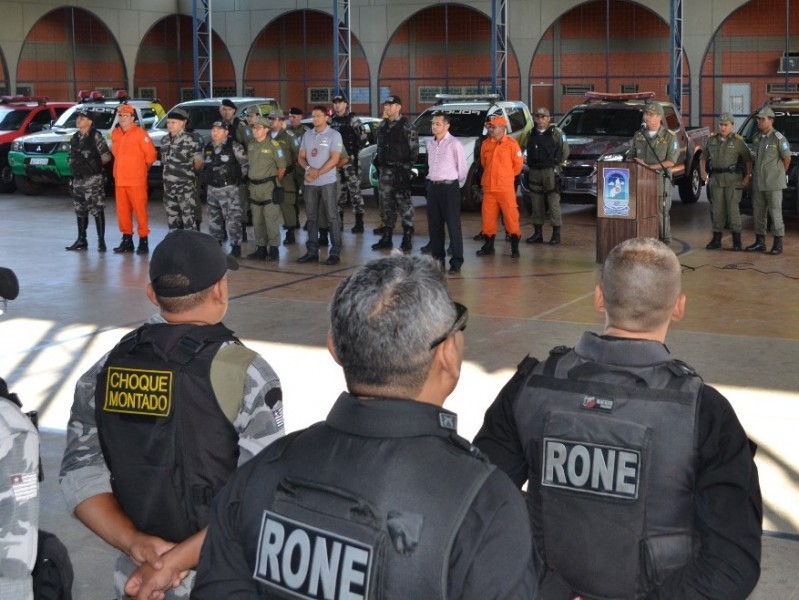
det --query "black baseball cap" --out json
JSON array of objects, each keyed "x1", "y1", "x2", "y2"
[
  {"x1": 75, "y1": 109, "x2": 94, "y2": 120},
  {"x1": 332, "y1": 95, "x2": 348, "y2": 103},
  {"x1": 382, "y1": 95, "x2": 402, "y2": 105},
  {"x1": 149, "y1": 230, "x2": 238, "y2": 298},
  {"x1": 289, "y1": 107, "x2": 303, "y2": 116},
  {"x1": 221, "y1": 99, "x2": 237, "y2": 109}
]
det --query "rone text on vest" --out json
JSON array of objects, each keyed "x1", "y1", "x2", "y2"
[
  {"x1": 542, "y1": 438, "x2": 641, "y2": 500},
  {"x1": 254, "y1": 511, "x2": 373, "y2": 600}
]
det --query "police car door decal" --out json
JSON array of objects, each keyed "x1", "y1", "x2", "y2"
[{"x1": 254, "y1": 510, "x2": 373, "y2": 599}]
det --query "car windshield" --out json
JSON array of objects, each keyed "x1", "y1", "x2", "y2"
[
  {"x1": 414, "y1": 108, "x2": 489, "y2": 137},
  {"x1": 740, "y1": 112, "x2": 799, "y2": 143},
  {"x1": 0, "y1": 108, "x2": 28, "y2": 130},
  {"x1": 559, "y1": 108, "x2": 643, "y2": 137},
  {"x1": 55, "y1": 107, "x2": 117, "y2": 129},
  {"x1": 156, "y1": 106, "x2": 232, "y2": 131}
]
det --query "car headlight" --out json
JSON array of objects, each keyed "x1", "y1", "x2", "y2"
[
  {"x1": 57, "y1": 141, "x2": 71, "y2": 153},
  {"x1": 10, "y1": 140, "x2": 22, "y2": 152},
  {"x1": 600, "y1": 153, "x2": 625, "y2": 162}
]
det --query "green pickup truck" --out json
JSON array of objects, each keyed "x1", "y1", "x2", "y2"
[{"x1": 8, "y1": 98, "x2": 159, "y2": 194}]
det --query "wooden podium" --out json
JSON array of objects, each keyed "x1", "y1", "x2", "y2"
[{"x1": 596, "y1": 160, "x2": 660, "y2": 263}]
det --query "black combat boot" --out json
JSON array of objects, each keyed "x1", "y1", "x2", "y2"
[
  {"x1": 526, "y1": 224, "x2": 544, "y2": 244},
  {"x1": 371, "y1": 227, "x2": 393, "y2": 250},
  {"x1": 65, "y1": 215, "x2": 89, "y2": 251},
  {"x1": 549, "y1": 226, "x2": 561, "y2": 245},
  {"x1": 419, "y1": 242, "x2": 431, "y2": 254},
  {"x1": 241, "y1": 227, "x2": 248, "y2": 242},
  {"x1": 113, "y1": 234, "x2": 135, "y2": 253},
  {"x1": 229, "y1": 244, "x2": 241, "y2": 258},
  {"x1": 706, "y1": 231, "x2": 722, "y2": 250},
  {"x1": 266, "y1": 246, "x2": 280, "y2": 261},
  {"x1": 732, "y1": 233, "x2": 742, "y2": 251},
  {"x1": 283, "y1": 228, "x2": 296, "y2": 245},
  {"x1": 373, "y1": 222, "x2": 384, "y2": 235},
  {"x1": 351, "y1": 213, "x2": 364, "y2": 233},
  {"x1": 400, "y1": 226, "x2": 414, "y2": 252},
  {"x1": 473, "y1": 231, "x2": 486, "y2": 241},
  {"x1": 318, "y1": 228, "x2": 330, "y2": 247},
  {"x1": 769, "y1": 237, "x2": 783, "y2": 256},
  {"x1": 95, "y1": 211, "x2": 106, "y2": 252},
  {"x1": 745, "y1": 235, "x2": 766, "y2": 252},
  {"x1": 476, "y1": 235, "x2": 496, "y2": 256},
  {"x1": 510, "y1": 234, "x2": 520, "y2": 258},
  {"x1": 246, "y1": 246, "x2": 268, "y2": 260},
  {"x1": 136, "y1": 236, "x2": 149, "y2": 255}
]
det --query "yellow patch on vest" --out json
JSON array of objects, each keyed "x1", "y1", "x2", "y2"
[{"x1": 103, "y1": 366, "x2": 173, "y2": 417}]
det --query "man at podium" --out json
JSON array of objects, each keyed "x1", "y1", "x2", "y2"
[{"x1": 629, "y1": 102, "x2": 679, "y2": 244}]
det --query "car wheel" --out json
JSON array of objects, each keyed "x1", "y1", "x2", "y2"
[
  {"x1": 0, "y1": 157, "x2": 17, "y2": 193},
  {"x1": 678, "y1": 159, "x2": 701, "y2": 203},
  {"x1": 14, "y1": 174, "x2": 42, "y2": 196},
  {"x1": 460, "y1": 163, "x2": 482, "y2": 212}
]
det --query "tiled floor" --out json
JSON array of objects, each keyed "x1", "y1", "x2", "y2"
[{"x1": 2, "y1": 185, "x2": 797, "y2": 598}]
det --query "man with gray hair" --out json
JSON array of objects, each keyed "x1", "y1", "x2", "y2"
[
  {"x1": 192, "y1": 254, "x2": 537, "y2": 599},
  {"x1": 474, "y1": 237, "x2": 762, "y2": 600}
]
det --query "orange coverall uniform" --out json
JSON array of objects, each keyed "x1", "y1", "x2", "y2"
[
  {"x1": 111, "y1": 124, "x2": 156, "y2": 237},
  {"x1": 480, "y1": 134, "x2": 523, "y2": 237}
]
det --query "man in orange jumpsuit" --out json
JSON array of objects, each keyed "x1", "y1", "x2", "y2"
[
  {"x1": 111, "y1": 104, "x2": 157, "y2": 255},
  {"x1": 478, "y1": 116, "x2": 524, "y2": 258}
]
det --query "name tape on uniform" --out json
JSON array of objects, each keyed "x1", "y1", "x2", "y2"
[
  {"x1": 542, "y1": 437, "x2": 640, "y2": 500},
  {"x1": 103, "y1": 367, "x2": 173, "y2": 418},
  {"x1": 254, "y1": 510, "x2": 372, "y2": 599}
]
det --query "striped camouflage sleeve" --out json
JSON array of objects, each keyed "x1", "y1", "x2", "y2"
[
  {"x1": 233, "y1": 353, "x2": 284, "y2": 466},
  {"x1": 59, "y1": 354, "x2": 113, "y2": 513}
]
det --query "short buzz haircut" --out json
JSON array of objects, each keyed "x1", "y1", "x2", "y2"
[
  {"x1": 431, "y1": 111, "x2": 450, "y2": 124},
  {"x1": 330, "y1": 255, "x2": 457, "y2": 392},
  {"x1": 600, "y1": 238, "x2": 682, "y2": 332},
  {"x1": 152, "y1": 274, "x2": 214, "y2": 313},
  {"x1": 312, "y1": 105, "x2": 328, "y2": 115}
]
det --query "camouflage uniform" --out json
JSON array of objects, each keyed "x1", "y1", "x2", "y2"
[
  {"x1": 0, "y1": 380, "x2": 39, "y2": 600},
  {"x1": 375, "y1": 116, "x2": 419, "y2": 232},
  {"x1": 225, "y1": 117, "x2": 251, "y2": 229},
  {"x1": 273, "y1": 128, "x2": 299, "y2": 231},
  {"x1": 69, "y1": 128, "x2": 111, "y2": 218},
  {"x1": 330, "y1": 111, "x2": 367, "y2": 216},
  {"x1": 59, "y1": 313, "x2": 285, "y2": 600},
  {"x1": 629, "y1": 125, "x2": 680, "y2": 243},
  {"x1": 161, "y1": 129, "x2": 203, "y2": 230},
  {"x1": 202, "y1": 139, "x2": 248, "y2": 250},
  {"x1": 248, "y1": 137, "x2": 287, "y2": 252},
  {"x1": 287, "y1": 123, "x2": 308, "y2": 226}
]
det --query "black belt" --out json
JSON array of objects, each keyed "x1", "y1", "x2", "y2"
[
  {"x1": 250, "y1": 199, "x2": 274, "y2": 206},
  {"x1": 250, "y1": 175, "x2": 276, "y2": 185},
  {"x1": 429, "y1": 179, "x2": 458, "y2": 185},
  {"x1": 529, "y1": 166, "x2": 555, "y2": 171},
  {"x1": 209, "y1": 181, "x2": 236, "y2": 188}
]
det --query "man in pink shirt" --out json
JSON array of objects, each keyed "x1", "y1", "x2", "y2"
[{"x1": 426, "y1": 111, "x2": 468, "y2": 274}]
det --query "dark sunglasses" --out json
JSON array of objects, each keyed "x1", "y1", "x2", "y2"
[{"x1": 430, "y1": 302, "x2": 469, "y2": 349}]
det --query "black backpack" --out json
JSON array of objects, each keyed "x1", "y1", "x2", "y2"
[{"x1": 32, "y1": 530, "x2": 74, "y2": 600}]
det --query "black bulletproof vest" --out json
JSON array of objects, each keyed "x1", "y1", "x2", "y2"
[
  {"x1": 238, "y1": 404, "x2": 494, "y2": 599},
  {"x1": 526, "y1": 127, "x2": 562, "y2": 168},
  {"x1": 95, "y1": 322, "x2": 240, "y2": 543},
  {"x1": 202, "y1": 138, "x2": 240, "y2": 186},
  {"x1": 517, "y1": 347, "x2": 702, "y2": 599},
  {"x1": 69, "y1": 129, "x2": 103, "y2": 178},
  {"x1": 376, "y1": 117, "x2": 411, "y2": 165},
  {"x1": 330, "y1": 113, "x2": 360, "y2": 156}
]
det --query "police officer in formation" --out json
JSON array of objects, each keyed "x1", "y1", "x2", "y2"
[
  {"x1": 700, "y1": 112, "x2": 752, "y2": 251},
  {"x1": 286, "y1": 106, "x2": 308, "y2": 228},
  {"x1": 59, "y1": 230, "x2": 285, "y2": 599},
  {"x1": 66, "y1": 109, "x2": 112, "y2": 252},
  {"x1": 160, "y1": 108, "x2": 203, "y2": 231},
  {"x1": 219, "y1": 99, "x2": 252, "y2": 242},
  {"x1": 629, "y1": 102, "x2": 679, "y2": 244},
  {"x1": 372, "y1": 95, "x2": 419, "y2": 252},
  {"x1": 267, "y1": 109, "x2": 300, "y2": 246},
  {"x1": 246, "y1": 115, "x2": 287, "y2": 262},
  {"x1": 526, "y1": 106, "x2": 569, "y2": 245},
  {"x1": 0, "y1": 268, "x2": 39, "y2": 600},
  {"x1": 202, "y1": 121, "x2": 248, "y2": 258},
  {"x1": 330, "y1": 94, "x2": 368, "y2": 233},
  {"x1": 191, "y1": 254, "x2": 538, "y2": 599},
  {"x1": 474, "y1": 237, "x2": 762, "y2": 600},
  {"x1": 746, "y1": 106, "x2": 791, "y2": 255}
]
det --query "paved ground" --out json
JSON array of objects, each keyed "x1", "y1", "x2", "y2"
[{"x1": 2, "y1": 185, "x2": 798, "y2": 598}]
